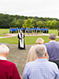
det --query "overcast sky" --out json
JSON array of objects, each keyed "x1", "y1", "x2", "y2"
[{"x1": 0, "y1": 0, "x2": 59, "y2": 19}]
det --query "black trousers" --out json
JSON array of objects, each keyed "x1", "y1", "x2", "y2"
[{"x1": 49, "y1": 60, "x2": 59, "y2": 68}]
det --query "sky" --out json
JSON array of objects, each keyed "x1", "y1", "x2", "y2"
[{"x1": 0, "y1": 0, "x2": 59, "y2": 19}]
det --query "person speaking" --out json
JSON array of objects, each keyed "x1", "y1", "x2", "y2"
[{"x1": 18, "y1": 30, "x2": 25, "y2": 49}]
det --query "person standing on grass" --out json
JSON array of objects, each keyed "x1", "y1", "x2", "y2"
[
  {"x1": 45, "y1": 33, "x2": 59, "y2": 68},
  {"x1": 18, "y1": 30, "x2": 25, "y2": 49},
  {"x1": 0, "y1": 44, "x2": 21, "y2": 79}
]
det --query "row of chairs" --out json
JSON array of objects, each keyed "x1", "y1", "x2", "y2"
[{"x1": 9, "y1": 28, "x2": 49, "y2": 33}]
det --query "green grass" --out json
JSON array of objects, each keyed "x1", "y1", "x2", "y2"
[
  {"x1": 0, "y1": 37, "x2": 18, "y2": 44},
  {"x1": 25, "y1": 36, "x2": 50, "y2": 44},
  {"x1": 0, "y1": 29, "x2": 59, "y2": 45},
  {"x1": 49, "y1": 29, "x2": 58, "y2": 35},
  {"x1": 0, "y1": 36, "x2": 59, "y2": 45},
  {"x1": 23, "y1": 36, "x2": 59, "y2": 44},
  {"x1": 0, "y1": 29, "x2": 9, "y2": 37}
]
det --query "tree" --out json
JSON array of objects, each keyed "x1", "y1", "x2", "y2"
[
  {"x1": 15, "y1": 19, "x2": 23, "y2": 28},
  {"x1": 50, "y1": 20, "x2": 57, "y2": 29},
  {"x1": 9, "y1": 18, "x2": 17, "y2": 28},
  {"x1": 46, "y1": 20, "x2": 51, "y2": 28},
  {"x1": 56, "y1": 21, "x2": 59, "y2": 29},
  {"x1": 23, "y1": 18, "x2": 34, "y2": 28},
  {"x1": 37, "y1": 21, "x2": 42, "y2": 28},
  {"x1": 31, "y1": 19, "x2": 37, "y2": 27}
]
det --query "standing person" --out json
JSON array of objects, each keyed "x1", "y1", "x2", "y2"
[
  {"x1": 0, "y1": 44, "x2": 21, "y2": 79},
  {"x1": 26, "y1": 38, "x2": 49, "y2": 63},
  {"x1": 45, "y1": 33, "x2": 59, "y2": 68},
  {"x1": 23, "y1": 45, "x2": 59, "y2": 79},
  {"x1": 18, "y1": 30, "x2": 25, "y2": 49}
]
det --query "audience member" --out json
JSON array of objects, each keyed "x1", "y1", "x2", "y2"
[
  {"x1": 45, "y1": 33, "x2": 59, "y2": 68},
  {"x1": 23, "y1": 45, "x2": 59, "y2": 79},
  {"x1": 26, "y1": 38, "x2": 49, "y2": 63},
  {"x1": 0, "y1": 44, "x2": 21, "y2": 79}
]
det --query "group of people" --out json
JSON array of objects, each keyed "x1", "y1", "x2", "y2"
[
  {"x1": 0, "y1": 33, "x2": 59, "y2": 79},
  {"x1": 23, "y1": 33, "x2": 59, "y2": 79}
]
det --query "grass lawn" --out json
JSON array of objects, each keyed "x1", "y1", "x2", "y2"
[
  {"x1": 0, "y1": 29, "x2": 9, "y2": 37},
  {"x1": 0, "y1": 36, "x2": 59, "y2": 45},
  {"x1": 0, "y1": 29, "x2": 59, "y2": 45},
  {"x1": 49, "y1": 29, "x2": 58, "y2": 35}
]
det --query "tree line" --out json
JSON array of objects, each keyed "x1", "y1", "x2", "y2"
[{"x1": 0, "y1": 13, "x2": 59, "y2": 29}]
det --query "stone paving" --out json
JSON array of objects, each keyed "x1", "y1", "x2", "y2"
[
  {"x1": 0, "y1": 42, "x2": 32, "y2": 78},
  {"x1": 0, "y1": 33, "x2": 59, "y2": 38}
]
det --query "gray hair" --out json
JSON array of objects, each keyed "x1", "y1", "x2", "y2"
[
  {"x1": 0, "y1": 44, "x2": 9, "y2": 54},
  {"x1": 49, "y1": 33, "x2": 56, "y2": 40},
  {"x1": 35, "y1": 45, "x2": 46, "y2": 57}
]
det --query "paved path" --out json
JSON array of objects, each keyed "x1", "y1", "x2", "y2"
[
  {"x1": 0, "y1": 42, "x2": 32, "y2": 79},
  {"x1": 0, "y1": 33, "x2": 59, "y2": 38}
]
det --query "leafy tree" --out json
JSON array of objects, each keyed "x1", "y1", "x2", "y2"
[
  {"x1": 50, "y1": 20, "x2": 57, "y2": 29},
  {"x1": 0, "y1": 13, "x2": 59, "y2": 29},
  {"x1": 46, "y1": 20, "x2": 51, "y2": 28},
  {"x1": 37, "y1": 21, "x2": 42, "y2": 28},
  {"x1": 56, "y1": 21, "x2": 59, "y2": 29},
  {"x1": 31, "y1": 19, "x2": 37, "y2": 27},
  {"x1": 23, "y1": 18, "x2": 34, "y2": 28},
  {"x1": 15, "y1": 19, "x2": 23, "y2": 28},
  {"x1": 9, "y1": 18, "x2": 17, "y2": 28}
]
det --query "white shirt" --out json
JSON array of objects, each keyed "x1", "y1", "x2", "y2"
[
  {"x1": 49, "y1": 40, "x2": 56, "y2": 42},
  {"x1": 0, "y1": 56, "x2": 7, "y2": 60}
]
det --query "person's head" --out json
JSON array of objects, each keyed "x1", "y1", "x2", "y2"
[
  {"x1": 49, "y1": 33, "x2": 56, "y2": 40},
  {"x1": 19, "y1": 30, "x2": 22, "y2": 33},
  {"x1": 36, "y1": 38, "x2": 44, "y2": 44},
  {"x1": 35, "y1": 45, "x2": 47, "y2": 58},
  {"x1": 0, "y1": 44, "x2": 9, "y2": 57}
]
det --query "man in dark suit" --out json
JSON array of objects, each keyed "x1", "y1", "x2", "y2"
[{"x1": 45, "y1": 33, "x2": 59, "y2": 68}]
